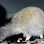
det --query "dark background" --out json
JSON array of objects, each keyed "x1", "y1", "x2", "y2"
[{"x1": 0, "y1": 0, "x2": 44, "y2": 19}]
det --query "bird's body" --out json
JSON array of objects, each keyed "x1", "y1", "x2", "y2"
[
  {"x1": 11, "y1": 7, "x2": 44, "y2": 40},
  {"x1": 0, "y1": 7, "x2": 44, "y2": 42}
]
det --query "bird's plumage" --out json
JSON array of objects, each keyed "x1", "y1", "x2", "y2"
[{"x1": 0, "y1": 6, "x2": 44, "y2": 42}]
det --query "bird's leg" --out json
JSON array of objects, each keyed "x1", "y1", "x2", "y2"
[
  {"x1": 24, "y1": 33, "x2": 31, "y2": 41},
  {"x1": 40, "y1": 35, "x2": 43, "y2": 39},
  {"x1": 26, "y1": 35, "x2": 31, "y2": 41}
]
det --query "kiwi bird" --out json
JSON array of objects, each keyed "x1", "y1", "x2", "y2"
[{"x1": 0, "y1": 7, "x2": 44, "y2": 42}]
